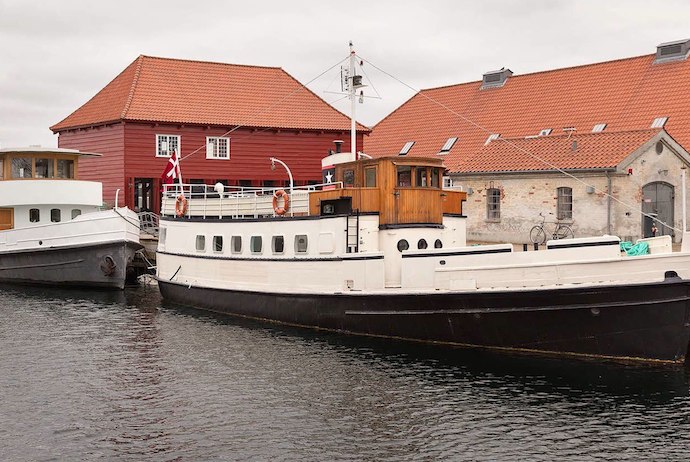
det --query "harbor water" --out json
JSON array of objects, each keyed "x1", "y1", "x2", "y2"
[{"x1": 1, "y1": 284, "x2": 690, "y2": 461}]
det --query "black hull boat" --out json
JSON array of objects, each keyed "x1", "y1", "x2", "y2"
[
  {"x1": 158, "y1": 273, "x2": 690, "y2": 365},
  {"x1": 155, "y1": 44, "x2": 690, "y2": 365}
]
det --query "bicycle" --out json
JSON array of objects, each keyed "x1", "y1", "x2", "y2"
[{"x1": 529, "y1": 212, "x2": 574, "y2": 245}]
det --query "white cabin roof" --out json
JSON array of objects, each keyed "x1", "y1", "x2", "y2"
[{"x1": 0, "y1": 146, "x2": 102, "y2": 157}]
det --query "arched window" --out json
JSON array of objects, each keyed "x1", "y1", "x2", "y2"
[{"x1": 557, "y1": 187, "x2": 573, "y2": 220}]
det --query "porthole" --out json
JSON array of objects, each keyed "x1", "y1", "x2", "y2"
[
  {"x1": 418, "y1": 239, "x2": 428, "y2": 250},
  {"x1": 397, "y1": 239, "x2": 409, "y2": 252},
  {"x1": 434, "y1": 239, "x2": 443, "y2": 249}
]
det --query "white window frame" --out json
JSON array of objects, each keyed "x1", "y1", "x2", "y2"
[
  {"x1": 206, "y1": 136, "x2": 230, "y2": 160},
  {"x1": 156, "y1": 134, "x2": 180, "y2": 158}
]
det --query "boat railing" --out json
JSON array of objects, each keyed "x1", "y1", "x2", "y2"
[
  {"x1": 161, "y1": 182, "x2": 342, "y2": 218},
  {"x1": 137, "y1": 211, "x2": 160, "y2": 237}
]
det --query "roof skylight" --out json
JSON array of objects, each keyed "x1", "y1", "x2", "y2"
[
  {"x1": 592, "y1": 123, "x2": 607, "y2": 133},
  {"x1": 439, "y1": 137, "x2": 458, "y2": 154},
  {"x1": 399, "y1": 141, "x2": 415, "y2": 155},
  {"x1": 539, "y1": 128, "x2": 552, "y2": 136},
  {"x1": 651, "y1": 117, "x2": 668, "y2": 128},
  {"x1": 484, "y1": 134, "x2": 500, "y2": 145}
]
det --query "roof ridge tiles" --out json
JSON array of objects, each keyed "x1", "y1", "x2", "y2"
[
  {"x1": 120, "y1": 55, "x2": 144, "y2": 119},
  {"x1": 138, "y1": 54, "x2": 283, "y2": 70}
]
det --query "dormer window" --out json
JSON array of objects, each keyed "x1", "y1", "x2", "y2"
[
  {"x1": 651, "y1": 117, "x2": 668, "y2": 128},
  {"x1": 399, "y1": 141, "x2": 415, "y2": 156},
  {"x1": 481, "y1": 68, "x2": 513, "y2": 89},
  {"x1": 439, "y1": 137, "x2": 458, "y2": 154},
  {"x1": 655, "y1": 39, "x2": 690, "y2": 63}
]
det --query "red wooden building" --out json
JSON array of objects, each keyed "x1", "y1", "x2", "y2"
[{"x1": 51, "y1": 55, "x2": 368, "y2": 213}]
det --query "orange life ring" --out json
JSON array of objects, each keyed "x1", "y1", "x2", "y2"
[
  {"x1": 175, "y1": 194, "x2": 188, "y2": 217},
  {"x1": 272, "y1": 189, "x2": 290, "y2": 215}
]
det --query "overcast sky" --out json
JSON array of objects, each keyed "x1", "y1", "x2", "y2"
[{"x1": 1, "y1": 0, "x2": 689, "y2": 148}]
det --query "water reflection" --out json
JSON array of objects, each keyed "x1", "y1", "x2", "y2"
[{"x1": 1, "y1": 284, "x2": 689, "y2": 461}]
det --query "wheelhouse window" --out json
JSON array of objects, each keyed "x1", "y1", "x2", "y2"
[
  {"x1": 487, "y1": 188, "x2": 501, "y2": 220},
  {"x1": 364, "y1": 167, "x2": 376, "y2": 187},
  {"x1": 415, "y1": 167, "x2": 429, "y2": 187},
  {"x1": 50, "y1": 208, "x2": 61, "y2": 223},
  {"x1": 397, "y1": 166, "x2": 412, "y2": 187},
  {"x1": 56, "y1": 159, "x2": 74, "y2": 179},
  {"x1": 213, "y1": 235, "x2": 223, "y2": 252},
  {"x1": 431, "y1": 168, "x2": 440, "y2": 188},
  {"x1": 206, "y1": 136, "x2": 230, "y2": 160},
  {"x1": 35, "y1": 158, "x2": 54, "y2": 178},
  {"x1": 71, "y1": 209, "x2": 82, "y2": 219},
  {"x1": 250, "y1": 236, "x2": 263, "y2": 254},
  {"x1": 343, "y1": 169, "x2": 355, "y2": 187},
  {"x1": 231, "y1": 236, "x2": 242, "y2": 254},
  {"x1": 11, "y1": 157, "x2": 32, "y2": 178},
  {"x1": 557, "y1": 187, "x2": 573, "y2": 220},
  {"x1": 29, "y1": 208, "x2": 40, "y2": 222},
  {"x1": 156, "y1": 134, "x2": 180, "y2": 158},
  {"x1": 295, "y1": 235, "x2": 308, "y2": 253},
  {"x1": 195, "y1": 235, "x2": 206, "y2": 251},
  {"x1": 272, "y1": 236, "x2": 285, "y2": 254}
]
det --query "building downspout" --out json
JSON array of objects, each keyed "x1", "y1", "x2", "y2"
[{"x1": 606, "y1": 172, "x2": 612, "y2": 235}]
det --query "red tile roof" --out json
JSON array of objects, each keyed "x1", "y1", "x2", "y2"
[
  {"x1": 51, "y1": 55, "x2": 368, "y2": 133},
  {"x1": 365, "y1": 52, "x2": 690, "y2": 172},
  {"x1": 461, "y1": 129, "x2": 661, "y2": 173}
]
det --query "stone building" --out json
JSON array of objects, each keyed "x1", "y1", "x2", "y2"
[
  {"x1": 457, "y1": 129, "x2": 690, "y2": 243},
  {"x1": 365, "y1": 39, "x2": 690, "y2": 242}
]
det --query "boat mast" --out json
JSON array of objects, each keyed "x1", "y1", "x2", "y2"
[{"x1": 349, "y1": 41, "x2": 357, "y2": 158}]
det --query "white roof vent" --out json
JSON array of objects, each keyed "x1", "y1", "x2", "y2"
[
  {"x1": 655, "y1": 39, "x2": 690, "y2": 63},
  {"x1": 399, "y1": 141, "x2": 415, "y2": 155},
  {"x1": 592, "y1": 123, "x2": 607, "y2": 133},
  {"x1": 481, "y1": 68, "x2": 513, "y2": 89},
  {"x1": 651, "y1": 117, "x2": 668, "y2": 128}
]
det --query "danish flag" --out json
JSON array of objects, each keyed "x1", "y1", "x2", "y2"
[{"x1": 160, "y1": 150, "x2": 182, "y2": 186}]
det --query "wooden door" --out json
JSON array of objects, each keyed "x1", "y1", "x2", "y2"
[
  {"x1": 0, "y1": 208, "x2": 13, "y2": 230},
  {"x1": 642, "y1": 182, "x2": 674, "y2": 237}
]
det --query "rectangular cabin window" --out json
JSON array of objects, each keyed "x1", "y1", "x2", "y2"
[
  {"x1": 157, "y1": 134, "x2": 180, "y2": 158},
  {"x1": 343, "y1": 169, "x2": 355, "y2": 187},
  {"x1": 35, "y1": 158, "x2": 54, "y2": 178},
  {"x1": 196, "y1": 235, "x2": 206, "y2": 251},
  {"x1": 213, "y1": 235, "x2": 223, "y2": 252},
  {"x1": 431, "y1": 168, "x2": 440, "y2": 188},
  {"x1": 12, "y1": 157, "x2": 32, "y2": 178},
  {"x1": 0, "y1": 208, "x2": 12, "y2": 230},
  {"x1": 231, "y1": 236, "x2": 242, "y2": 254},
  {"x1": 250, "y1": 236, "x2": 263, "y2": 254},
  {"x1": 30, "y1": 208, "x2": 40, "y2": 223},
  {"x1": 295, "y1": 235, "x2": 308, "y2": 253},
  {"x1": 364, "y1": 167, "x2": 376, "y2": 187},
  {"x1": 397, "y1": 166, "x2": 412, "y2": 187},
  {"x1": 159, "y1": 227, "x2": 166, "y2": 245},
  {"x1": 486, "y1": 188, "x2": 501, "y2": 220},
  {"x1": 557, "y1": 187, "x2": 573, "y2": 220},
  {"x1": 415, "y1": 167, "x2": 429, "y2": 187},
  {"x1": 0, "y1": 158, "x2": 3, "y2": 179},
  {"x1": 57, "y1": 159, "x2": 74, "y2": 179},
  {"x1": 71, "y1": 209, "x2": 81, "y2": 219},
  {"x1": 206, "y1": 136, "x2": 230, "y2": 160},
  {"x1": 50, "y1": 208, "x2": 61, "y2": 223},
  {"x1": 272, "y1": 236, "x2": 285, "y2": 254}
]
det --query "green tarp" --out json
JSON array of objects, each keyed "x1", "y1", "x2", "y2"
[{"x1": 620, "y1": 241, "x2": 650, "y2": 256}]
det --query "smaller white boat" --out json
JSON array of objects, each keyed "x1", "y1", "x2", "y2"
[{"x1": 0, "y1": 147, "x2": 142, "y2": 289}]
